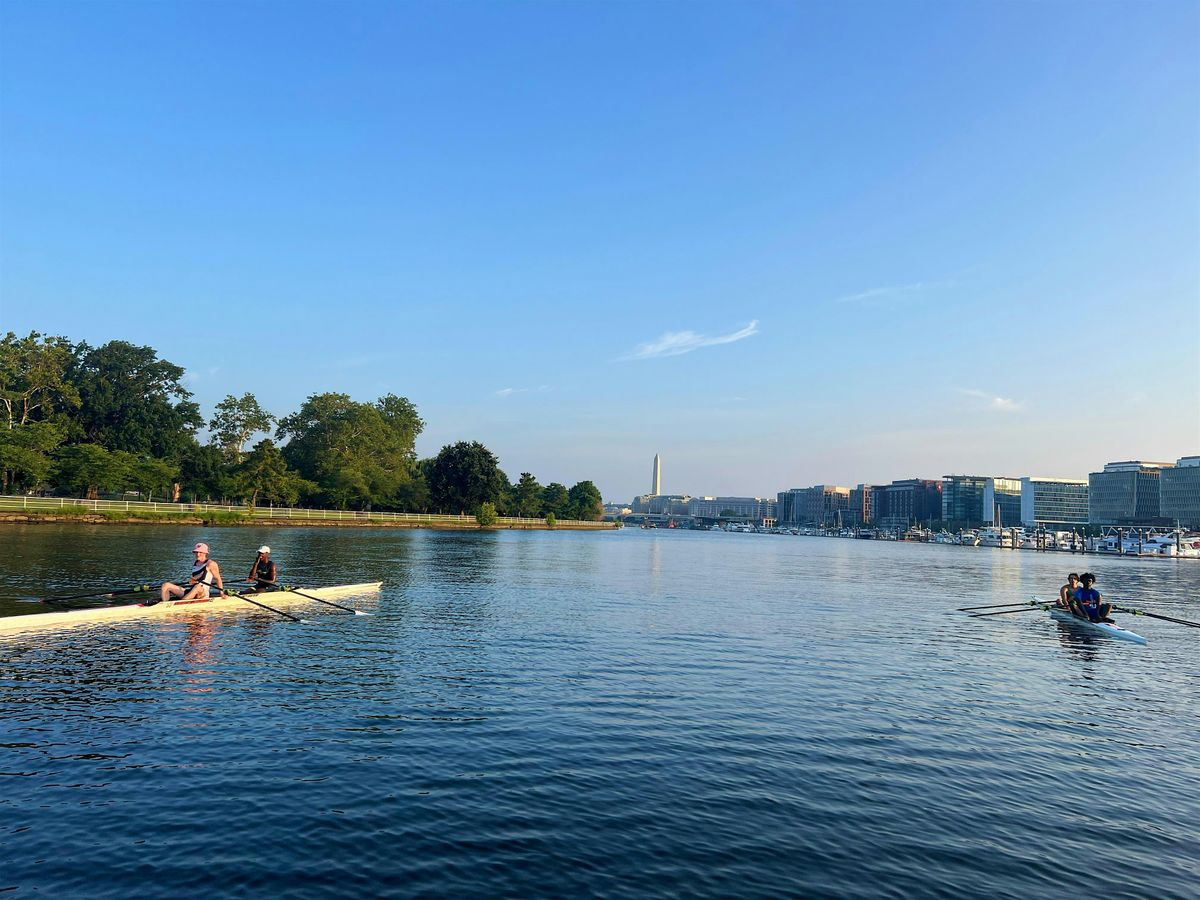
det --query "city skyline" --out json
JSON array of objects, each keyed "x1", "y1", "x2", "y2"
[{"x1": 2, "y1": 2, "x2": 1197, "y2": 502}]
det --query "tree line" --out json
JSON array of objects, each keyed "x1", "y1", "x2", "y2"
[{"x1": 0, "y1": 332, "x2": 604, "y2": 520}]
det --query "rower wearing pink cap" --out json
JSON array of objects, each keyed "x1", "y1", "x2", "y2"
[{"x1": 158, "y1": 542, "x2": 225, "y2": 604}]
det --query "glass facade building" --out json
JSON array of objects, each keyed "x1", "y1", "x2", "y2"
[
  {"x1": 941, "y1": 475, "x2": 988, "y2": 526},
  {"x1": 1087, "y1": 461, "x2": 1172, "y2": 525},
  {"x1": 1160, "y1": 456, "x2": 1200, "y2": 529},
  {"x1": 982, "y1": 478, "x2": 1022, "y2": 527},
  {"x1": 1020, "y1": 477, "x2": 1089, "y2": 527}
]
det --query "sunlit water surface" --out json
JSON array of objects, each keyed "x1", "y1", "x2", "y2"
[{"x1": 1, "y1": 525, "x2": 1197, "y2": 898}]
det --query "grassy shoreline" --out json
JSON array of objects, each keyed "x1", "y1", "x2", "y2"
[{"x1": 0, "y1": 509, "x2": 616, "y2": 530}]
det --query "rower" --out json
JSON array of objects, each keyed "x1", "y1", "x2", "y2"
[
  {"x1": 1057, "y1": 573, "x2": 1080, "y2": 609},
  {"x1": 159, "y1": 542, "x2": 225, "y2": 604},
  {"x1": 247, "y1": 545, "x2": 277, "y2": 592},
  {"x1": 1071, "y1": 572, "x2": 1111, "y2": 623}
]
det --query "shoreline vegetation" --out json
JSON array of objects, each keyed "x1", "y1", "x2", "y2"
[
  {"x1": 1, "y1": 332, "x2": 607, "y2": 523},
  {"x1": 0, "y1": 496, "x2": 616, "y2": 530},
  {"x1": 0, "y1": 509, "x2": 614, "y2": 529}
]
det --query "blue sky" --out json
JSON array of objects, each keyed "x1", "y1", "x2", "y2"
[{"x1": 2, "y1": 1, "x2": 1197, "y2": 502}]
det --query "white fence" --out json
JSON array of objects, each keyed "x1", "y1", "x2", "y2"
[{"x1": 0, "y1": 495, "x2": 612, "y2": 528}]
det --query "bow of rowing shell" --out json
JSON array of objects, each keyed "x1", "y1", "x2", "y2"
[{"x1": 0, "y1": 582, "x2": 384, "y2": 633}]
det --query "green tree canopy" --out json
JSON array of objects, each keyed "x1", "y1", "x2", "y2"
[
  {"x1": 0, "y1": 331, "x2": 80, "y2": 429},
  {"x1": 426, "y1": 441, "x2": 507, "y2": 515},
  {"x1": 541, "y1": 482, "x2": 570, "y2": 518},
  {"x1": 513, "y1": 472, "x2": 543, "y2": 518},
  {"x1": 71, "y1": 341, "x2": 202, "y2": 458},
  {"x1": 233, "y1": 438, "x2": 314, "y2": 507},
  {"x1": 277, "y1": 392, "x2": 422, "y2": 509},
  {"x1": 118, "y1": 453, "x2": 178, "y2": 501},
  {"x1": 53, "y1": 444, "x2": 129, "y2": 499},
  {"x1": 567, "y1": 480, "x2": 604, "y2": 521},
  {"x1": 0, "y1": 419, "x2": 66, "y2": 492},
  {"x1": 177, "y1": 440, "x2": 229, "y2": 502},
  {"x1": 209, "y1": 393, "x2": 276, "y2": 464}
]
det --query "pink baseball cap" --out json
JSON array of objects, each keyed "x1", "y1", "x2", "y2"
[{"x1": 193, "y1": 542, "x2": 210, "y2": 554}]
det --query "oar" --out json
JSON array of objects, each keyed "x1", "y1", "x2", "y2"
[
  {"x1": 277, "y1": 585, "x2": 371, "y2": 616},
  {"x1": 1111, "y1": 605, "x2": 1200, "y2": 629},
  {"x1": 30, "y1": 585, "x2": 157, "y2": 605},
  {"x1": 969, "y1": 604, "x2": 1048, "y2": 618},
  {"x1": 224, "y1": 589, "x2": 311, "y2": 624},
  {"x1": 958, "y1": 601, "x2": 1038, "y2": 611}
]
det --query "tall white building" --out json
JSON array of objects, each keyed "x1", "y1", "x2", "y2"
[{"x1": 652, "y1": 453, "x2": 661, "y2": 496}]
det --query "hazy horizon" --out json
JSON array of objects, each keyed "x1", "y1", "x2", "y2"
[{"x1": 2, "y1": 1, "x2": 1197, "y2": 502}]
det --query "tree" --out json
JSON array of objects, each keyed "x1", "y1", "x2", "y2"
[
  {"x1": 233, "y1": 439, "x2": 314, "y2": 507},
  {"x1": 52, "y1": 444, "x2": 129, "y2": 499},
  {"x1": 476, "y1": 501, "x2": 497, "y2": 527},
  {"x1": 70, "y1": 341, "x2": 202, "y2": 458},
  {"x1": 567, "y1": 480, "x2": 603, "y2": 521},
  {"x1": 209, "y1": 393, "x2": 276, "y2": 464},
  {"x1": 0, "y1": 420, "x2": 66, "y2": 492},
  {"x1": 513, "y1": 472, "x2": 543, "y2": 518},
  {"x1": 119, "y1": 453, "x2": 178, "y2": 501},
  {"x1": 426, "y1": 441, "x2": 507, "y2": 514},
  {"x1": 277, "y1": 392, "x2": 422, "y2": 509},
  {"x1": 0, "y1": 331, "x2": 80, "y2": 429},
  {"x1": 541, "y1": 482, "x2": 570, "y2": 518},
  {"x1": 178, "y1": 440, "x2": 230, "y2": 502},
  {"x1": 545, "y1": 513, "x2": 556, "y2": 528}
]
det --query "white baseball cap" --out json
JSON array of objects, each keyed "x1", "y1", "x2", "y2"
[{"x1": 258, "y1": 545, "x2": 271, "y2": 554}]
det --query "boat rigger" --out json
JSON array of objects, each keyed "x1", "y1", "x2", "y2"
[{"x1": 0, "y1": 582, "x2": 383, "y2": 634}]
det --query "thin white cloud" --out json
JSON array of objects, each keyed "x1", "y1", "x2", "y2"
[
  {"x1": 958, "y1": 388, "x2": 1022, "y2": 413},
  {"x1": 620, "y1": 320, "x2": 759, "y2": 361},
  {"x1": 834, "y1": 280, "x2": 950, "y2": 306},
  {"x1": 495, "y1": 385, "x2": 550, "y2": 397}
]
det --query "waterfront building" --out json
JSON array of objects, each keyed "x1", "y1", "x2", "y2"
[
  {"x1": 1159, "y1": 455, "x2": 1200, "y2": 528},
  {"x1": 632, "y1": 494, "x2": 690, "y2": 516},
  {"x1": 846, "y1": 484, "x2": 878, "y2": 526},
  {"x1": 870, "y1": 484, "x2": 890, "y2": 526},
  {"x1": 941, "y1": 475, "x2": 988, "y2": 527},
  {"x1": 1019, "y1": 477, "x2": 1088, "y2": 527},
  {"x1": 1087, "y1": 461, "x2": 1174, "y2": 525},
  {"x1": 877, "y1": 479, "x2": 942, "y2": 530},
  {"x1": 776, "y1": 486, "x2": 849, "y2": 527},
  {"x1": 982, "y1": 478, "x2": 1022, "y2": 527},
  {"x1": 688, "y1": 496, "x2": 776, "y2": 523}
]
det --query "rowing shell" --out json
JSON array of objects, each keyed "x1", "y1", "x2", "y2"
[
  {"x1": 0, "y1": 582, "x2": 383, "y2": 634},
  {"x1": 1031, "y1": 596, "x2": 1148, "y2": 645}
]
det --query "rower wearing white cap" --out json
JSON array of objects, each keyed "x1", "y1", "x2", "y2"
[
  {"x1": 247, "y1": 546, "x2": 277, "y2": 592},
  {"x1": 159, "y1": 542, "x2": 224, "y2": 604}
]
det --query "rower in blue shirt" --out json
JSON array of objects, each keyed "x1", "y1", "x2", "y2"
[{"x1": 1071, "y1": 572, "x2": 1112, "y2": 623}]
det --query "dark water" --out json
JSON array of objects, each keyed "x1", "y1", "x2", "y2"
[{"x1": 1, "y1": 525, "x2": 1197, "y2": 898}]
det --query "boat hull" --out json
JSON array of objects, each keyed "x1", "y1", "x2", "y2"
[
  {"x1": 0, "y1": 582, "x2": 383, "y2": 634},
  {"x1": 1031, "y1": 596, "x2": 1148, "y2": 644}
]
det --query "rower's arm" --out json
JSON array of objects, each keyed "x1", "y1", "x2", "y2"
[{"x1": 211, "y1": 561, "x2": 224, "y2": 593}]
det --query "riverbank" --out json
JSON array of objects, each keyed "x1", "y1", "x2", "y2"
[{"x1": 0, "y1": 509, "x2": 616, "y2": 530}]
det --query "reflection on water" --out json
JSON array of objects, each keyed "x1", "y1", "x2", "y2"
[{"x1": 0, "y1": 525, "x2": 1198, "y2": 899}]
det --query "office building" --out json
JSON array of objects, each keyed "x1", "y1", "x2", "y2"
[
  {"x1": 982, "y1": 478, "x2": 1022, "y2": 527},
  {"x1": 1160, "y1": 456, "x2": 1200, "y2": 528},
  {"x1": 1088, "y1": 461, "x2": 1173, "y2": 525},
  {"x1": 1020, "y1": 477, "x2": 1089, "y2": 527},
  {"x1": 688, "y1": 496, "x2": 776, "y2": 523},
  {"x1": 941, "y1": 475, "x2": 988, "y2": 526},
  {"x1": 877, "y1": 479, "x2": 942, "y2": 529},
  {"x1": 776, "y1": 486, "x2": 850, "y2": 526}
]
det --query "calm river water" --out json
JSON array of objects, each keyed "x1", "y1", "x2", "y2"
[{"x1": 1, "y1": 525, "x2": 1197, "y2": 898}]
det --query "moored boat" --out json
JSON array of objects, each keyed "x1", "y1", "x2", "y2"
[{"x1": 0, "y1": 582, "x2": 383, "y2": 634}]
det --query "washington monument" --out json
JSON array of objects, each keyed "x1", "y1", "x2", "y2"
[{"x1": 652, "y1": 453, "x2": 661, "y2": 496}]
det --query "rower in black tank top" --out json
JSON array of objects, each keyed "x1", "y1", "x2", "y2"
[{"x1": 248, "y1": 546, "x2": 277, "y2": 592}]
